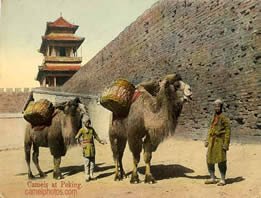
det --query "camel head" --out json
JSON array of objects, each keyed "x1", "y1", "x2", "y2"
[
  {"x1": 56, "y1": 97, "x2": 85, "y2": 115},
  {"x1": 57, "y1": 97, "x2": 89, "y2": 147},
  {"x1": 63, "y1": 97, "x2": 79, "y2": 115},
  {"x1": 56, "y1": 97, "x2": 89, "y2": 130},
  {"x1": 160, "y1": 74, "x2": 192, "y2": 105}
]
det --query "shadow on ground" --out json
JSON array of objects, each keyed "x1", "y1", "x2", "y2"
[
  {"x1": 226, "y1": 176, "x2": 245, "y2": 184},
  {"x1": 130, "y1": 164, "x2": 245, "y2": 184},
  {"x1": 185, "y1": 175, "x2": 245, "y2": 184},
  {"x1": 15, "y1": 163, "x2": 115, "y2": 179},
  {"x1": 60, "y1": 163, "x2": 114, "y2": 177},
  {"x1": 96, "y1": 172, "x2": 115, "y2": 179},
  {"x1": 133, "y1": 164, "x2": 195, "y2": 180},
  {"x1": 61, "y1": 165, "x2": 84, "y2": 177}
]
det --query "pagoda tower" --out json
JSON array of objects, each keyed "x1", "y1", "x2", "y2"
[{"x1": 36, "y1": 17, "x2": 85, "y2": 87}]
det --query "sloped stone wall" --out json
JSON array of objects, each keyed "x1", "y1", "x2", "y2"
[{"x1": 62, "y1": 0, "x2": 261, "y2": 141}]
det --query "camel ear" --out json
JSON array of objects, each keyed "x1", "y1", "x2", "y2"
[
  {"x1": 69, "y1": 97, "x2": 80, "y2": 107},
  {"x1": 159, "y1": 79, "x2": 169, "y2": 89},
  {"x1": 162, "y1": 74, "x2": 182, "y2": 84},
  {"x1": 74, "y1": 97, "x2": 80, "y2": 104}
]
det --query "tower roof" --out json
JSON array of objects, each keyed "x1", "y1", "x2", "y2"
[
  {"x1": 47, "y1": 17, "x2": 78, "y2": 29},
  {"x1": 36, "y1": 65, "x2": 81, "y2": 81},
  {"x1": 39, "y1": 16, "x2": 84, "y2": 54},
  {"x1": 45, "y1": 17, "x2": 79, "y2": 35},
  {"x1": 43, "y1": 34, "x2": 84, "y2": 41},
  {"x1": 39, "y1": 34, "x2": 84, "y2": 54},
  {"x1": 40, "y1": 65, "x2": 81, "y2": 71}
]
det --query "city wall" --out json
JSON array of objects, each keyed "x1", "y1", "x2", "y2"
[
  {"x1": 62, "y1": 0, "x2": 261, "y2": 142},
  {"x1": 0, "y1": 88, "x2": 31, "y2": 150}
]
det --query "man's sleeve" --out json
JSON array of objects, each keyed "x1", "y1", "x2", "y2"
[
  {"x1": 75, "y1": 128, "x2": 83, "y2": 139},
  {"x1": 93, "y1": 128, "x2": 102, "y2": 143},
  {"x1": 206, "y1": 128, "x2": 211, "y2": 142},
  {"x1": 206, "y1": 116, "x2": 213, "y2": 142},
  {"x1": 223, "y1": 116, "x2": 231, "y2": 149}
]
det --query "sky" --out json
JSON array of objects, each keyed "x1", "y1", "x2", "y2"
[{"x1": 0, "y1": 0, "x2": 158, "y2": 88}]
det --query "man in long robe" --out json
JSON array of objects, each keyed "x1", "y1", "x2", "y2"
[{"x1": 204, "y1": 99, "x2": 231, "y2": 186}]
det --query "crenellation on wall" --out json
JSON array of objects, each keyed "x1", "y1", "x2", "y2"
[
  {"x1": 0, "y1": 88, "x2": 32, "y2": 93},
  {"x1": 15, "y1": 88, "x2": 22, "y2": 93},
  {"x1": 6, "y1": 88, "x2": 13, "y2": 93},
  {"x1": 24, "y1": 88, "x2": 31, "y2": 93}
]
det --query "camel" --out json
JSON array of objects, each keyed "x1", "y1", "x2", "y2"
[
  {"x1": 109, "y1": 74, "x2": 192, "y2": 183},
  {"x1": 24, "y1": 97, "x2": 88, "y2": 179}
]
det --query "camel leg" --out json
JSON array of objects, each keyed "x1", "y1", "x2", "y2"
[
  {"x1": 32, "y1": 144, "x2": 46, "y2": 178},
  {"x1": 119, "y1": 151, "x2": 127, "y2": 179},
  {"x1": 130, "y1": 152, "x2": 141, "y2": 184},
  {"x1": 24, "y1": 141, "x2": 34, "y2": 179},
  {"x1": 110, "y1": 136, "x2": 120, "y2": 181},
  {"x1": 53, "y1": 157, "x2": 64, "y2": 180},
  {"x1": 118, "y1": 138, "x2": 127, "y2": 179},
  {"x1": 110, "y1": 137, "x2": 120, "y2": 181},
  {"x1": 143, "y1": 136, "x2": 156, "y2": 184},
  {"x1": 128, "y1": 137, "x2": 142, "y2": 184},
  {"x1": 110, "y1": 136, "x2": 127, "y2": 181}
]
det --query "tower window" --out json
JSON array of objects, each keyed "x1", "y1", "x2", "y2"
[{"x1": 60, "y1": 47, "x2": 66, "y2": 56}]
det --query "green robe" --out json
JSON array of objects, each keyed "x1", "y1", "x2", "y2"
[
  {"x1": 75, "y1": 127, "x2": 101, "y2": 157},
  {"x1": 206, "y1": 113, "x2": 231, "y2": 164}
]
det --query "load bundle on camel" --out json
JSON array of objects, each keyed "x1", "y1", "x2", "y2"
[
  {"x1": 24, "y1": 97, "x2": 89, "y2": 180},
  {"x1": 108, "y1": 73, "x2": 192, "y2": 184},
  {"x1": 100, "y1": 78, "x2": 135, "y2": 116},
  {"x1": 23, "y1": 99, "x2": 55, "y2": 127}
]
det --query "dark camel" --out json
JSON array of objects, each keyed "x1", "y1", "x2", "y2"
[{"x1": 24, "y1": 97, "x2": 87, "y2": 179}]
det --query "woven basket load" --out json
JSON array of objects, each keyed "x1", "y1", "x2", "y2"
[
  {"x1": 100, "y1": 79, "x2": 135, "y2": 116},
  {"x1": 24, "y1": 99, "x2": 54, "y2": 126}
]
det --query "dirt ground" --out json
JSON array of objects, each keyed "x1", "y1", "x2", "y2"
[{"x1": 0, "y1": 137, "x2": 261, "y2": 198}]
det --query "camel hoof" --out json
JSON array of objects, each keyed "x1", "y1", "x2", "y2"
[
  {"x1": 114, "y1": 173, "x2": 121, "y2": 181},
  {"x1": 55, "y1": 175, "x2": 64, "y2": 180},
  {"x1": 39, "y1": 172, "x2": 47, "y2": 178},
  {"x1": 53, "y1": 172, "x2": 64, "y2": 180},
  {"x1": 130, "y1": 173, "x2": 140, "y2": 184},
  {"x1": 114, "y1": 172, "x2": 123, "y2": 181},
  {"x1": 121, "y1": 171, "x2": 127, "y2": 179},
  {"x1": 28, "y1": 173, "x2": 35, "y2": 179},
  {"x1": 144, "y1": 174, "x2": 156, "y2": 184}
]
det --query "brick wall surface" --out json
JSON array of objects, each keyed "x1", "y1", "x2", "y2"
[
  {"x1": 61, "y1": 0, "x2": 261, "y2": 141},
  {"x1": 0, "y1": 92, "x2": 30, "y2": 113}
]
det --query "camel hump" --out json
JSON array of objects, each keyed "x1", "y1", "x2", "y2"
[
  {"x1": 137, "y1": 80, "x2": 160, "y2": 97},
  {"x1": 100, "y1": 79, "x2": 135, "y2": 116}
]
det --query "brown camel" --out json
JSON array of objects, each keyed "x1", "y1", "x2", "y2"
[
  {"x1": 24, "y1": 97, "x2": 88, "y2": 179},
  {"x1": 109, "y1": 74, "x2": 192, "y2": 183}
]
